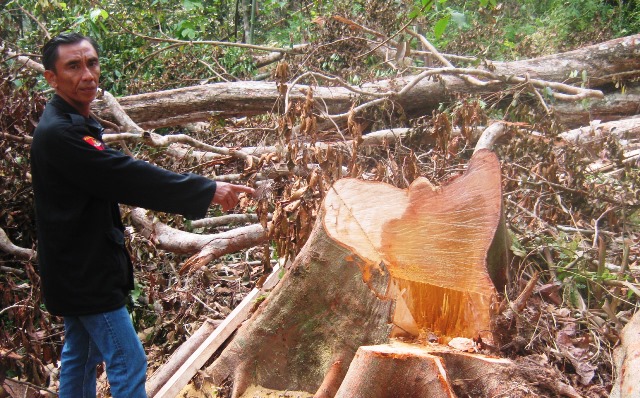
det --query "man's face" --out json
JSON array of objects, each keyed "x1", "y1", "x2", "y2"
[{"x1": 44, "y1": 40, "x2": 100, "y2": 114}]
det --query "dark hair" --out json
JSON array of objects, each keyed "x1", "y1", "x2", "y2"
[{"x1": 42, "y1": 32, "x2": 99, "y2": 71}]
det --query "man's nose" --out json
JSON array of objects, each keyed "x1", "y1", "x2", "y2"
[{"x1": 81, "y1": 65, "x2": 95, "y2": 80}]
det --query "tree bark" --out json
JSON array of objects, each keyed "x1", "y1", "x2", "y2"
[
  {"x1": 204, "y1": 149, "x2": 509, "y2": 397},
  {"x1": 90, "y1": 81, "x2": 352, "y2": 130},
  {"x1": 91, "y1": 34, "x2": 640, "y2": 130}
]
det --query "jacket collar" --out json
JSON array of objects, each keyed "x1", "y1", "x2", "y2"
[
  {"x1": 50, "y1": 94, "x2": 103, "y2": 138},
  {"x1": 50, "y1": 94, "x2": 81, "y2": 115}
]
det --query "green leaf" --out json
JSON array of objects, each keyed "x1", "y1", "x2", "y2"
[
  {"x1": 183, "y1": 0, "x2": 203, "y2": 11},
  {"x1": 89, "y1": 8, "x2": 108, "y2": 22},
  {"x1": 510, "y1": 234, "x2": 527, "y2": 258},
  {"x1": 434, "y1": 15, "x2": 450, "y2": 39},
  {"x1": 182, "y1": 28, "x2": 196, "y2": 40}
]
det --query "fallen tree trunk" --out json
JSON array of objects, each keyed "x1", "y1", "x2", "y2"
[
  {"x1": 91, "y1": 34, "x2": 640, "y2": 130},
  {"x1": 553, "y1": 85, "x2": 640, "y2": 128},
  {"x1": 91, "y1": 81, "x2": 353, "y2": 130},
  {"x1": 559, "y1": 115, "x2": 640, "y2": 146},
  {"x1": 204, "y1": 149, "x2": 511, "y2": 397}
]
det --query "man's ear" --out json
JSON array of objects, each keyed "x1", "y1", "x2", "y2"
[{"x1": 44, "y1": 70, "x2": 57, "y2": 88}]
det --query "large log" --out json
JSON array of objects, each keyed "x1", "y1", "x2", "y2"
[
  {"x1": 559, "y1": 115, "x2": 640, "y2": 146},
  {"x1": 553, "y1": 85, "x2": 640, "y2": 128},
  {"x1": 91, "y1": 34, "x2": 640, "y2": 130},
  {"x1": 204, "y1": 149, "x2": 510, "y2": 397}
]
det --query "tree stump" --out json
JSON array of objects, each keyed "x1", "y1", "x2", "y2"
[
  {"x1": 334, "y1": 340, "x2": 581, "y2": 398},
  {"x1": 205, "y1": 149, "x2": 510, "y2": 397},
  {"x1": 334, "y1": 343, "x2": 456, "y2": 398}
]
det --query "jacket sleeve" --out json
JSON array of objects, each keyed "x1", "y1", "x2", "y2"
[{"x1": 41, "y1": 124, "x2": 216, "y2": 219}]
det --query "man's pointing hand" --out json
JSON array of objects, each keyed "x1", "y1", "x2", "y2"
[{"x1": 212, "y1": 182, "x2": 256, "y2": 212}]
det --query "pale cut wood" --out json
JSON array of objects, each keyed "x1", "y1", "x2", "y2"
[
  {"x1": 151, "y1": 264, "x2": 281, "y2": 398},
  {"x1": 323, "y1": 149, "x2": 505, "y2": 341},
  {"x1": 610, "y1": 310, "x2": 640, "y2": 398},
  {"x1": 333, "y1": 340, "x2": 581, "y2": 398},
  {"x1": 146, "y1": 319, "x2": 219, "y2": 397},
  {"x1": 334, "y1": 343, "x2": 455, "y2": 398}
]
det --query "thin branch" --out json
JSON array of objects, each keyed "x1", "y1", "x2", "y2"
[
  {"x1": 1, "y1": 131, "x2": 33, "y2": 144},
  {"x1": 2, "y1": 47, "x2": 45, "y2": 73},
  {"x1": 329, "y1": 17, "x2": 474, "y2": 63},
  {"x1": 351, "y1": 0, "x2": 433, "y2": 60},
  {"x1": 0, "y1": 227, "x2": 36, "y2": 260},
  {"x1": 126, "y1": 31, "x2": 300, "y2": 55},
  {"x1": 0, "y1": 266, "x2": 26, "y2": 276},
  {"x1": 474, "y1": 122, "x2": 507, "y2": 152},
  {"x1": 325, "y1": 98, "x2": 389, "y2": 121},
  {"x1": 103, "y1": 131, "x2": 258, "y2": 164},
  {"x1": 284, "y1": 71, "x2": 391, "y2": 114},
  {"x1": 397, "y1": 67, "x2": 603, "y2": 100},
  {"x1": 0, "y1": 304, "x2": 34, "y2": 316},
  {"x1": 98, "y1": 89, "x2": 259, "y2": 166},
  {"x1": 189, "y1": 214, "x2": 261, "y2": 229},
  {"x1": 1, "y1": 377, "x2": 58, "y2": 396},
  {"x1": 406, "y1": 29, "x2": 491, "y2": 88},
  {"x1": 128, "y1": 43, "x2": 184, "y2": 80}
]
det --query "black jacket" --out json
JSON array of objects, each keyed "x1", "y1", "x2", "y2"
[{"x1": 31, "y1": 95, "x2": 217, "y2": 316}]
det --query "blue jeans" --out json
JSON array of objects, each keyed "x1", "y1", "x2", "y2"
[{"x1": 59, "y1": 306, "x2": 147, "y2": 398}]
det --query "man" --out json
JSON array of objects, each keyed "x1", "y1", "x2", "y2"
[{"x1": 30, "y1": 32, "x2": 254, "y2": 397}]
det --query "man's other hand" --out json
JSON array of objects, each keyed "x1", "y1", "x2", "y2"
[{"x1": 212, "y1": 182, "x2": 255, "y2": 212}]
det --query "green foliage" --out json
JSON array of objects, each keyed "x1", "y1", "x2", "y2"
[
  {"x1": 410, "y1": 0, "x2": 638, "y2": 60},
  {"x1": 220, "y1": 47, "x2": 256, "y2": 77}
]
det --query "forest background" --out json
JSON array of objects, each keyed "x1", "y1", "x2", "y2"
[{"x1": 1, "y1": 0, "x2": 640, "y2": 396}]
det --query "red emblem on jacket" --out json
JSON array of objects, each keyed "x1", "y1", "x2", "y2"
[{"x1": 83, "y1": 136, "x2": 105, "y2": 151}]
